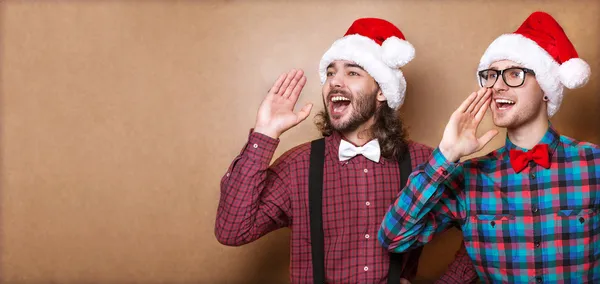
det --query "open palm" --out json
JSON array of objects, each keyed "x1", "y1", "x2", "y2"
[
  {"x1": 254, "y1": 69, "x2": 312, "y2": 139},
  {"x1": 439, "y1": 88, "x2": 499, "y2": 162}
]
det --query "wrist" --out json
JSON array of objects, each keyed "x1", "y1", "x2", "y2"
[
  {"x1": 438, "y1": 145, "x2": 460, "y2": 162},
  {"x1": 253, "y1": 125, "x2": 280, "y2": 139}
]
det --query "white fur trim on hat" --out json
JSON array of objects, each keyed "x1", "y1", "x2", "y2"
[
  {"x1": 478, "y1": 34, "x2": 562, "y2": 117},
  {"x1": 559, "y1": 58, "x2": 591, "y2": 89},
  {"x1": 319, "y1": 34, "x2": 409, "y2": 110}
]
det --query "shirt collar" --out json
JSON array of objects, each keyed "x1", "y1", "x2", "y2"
[{"x1": 503, "y1": 122, "x2": 560, "y2": 159}]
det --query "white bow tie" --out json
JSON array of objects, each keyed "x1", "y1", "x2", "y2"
[{"x1": 338, "y1": 139, "x2": 381, "y2": 163}]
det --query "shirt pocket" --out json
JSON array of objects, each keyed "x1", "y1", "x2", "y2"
[
  {"x1": 555, "y1": 208, "x2": 600, "y2": 262},
  {"x1": 464, "y1": 213, "x2": 516, "y2": 268}
]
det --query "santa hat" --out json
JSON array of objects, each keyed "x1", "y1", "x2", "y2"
[
  {"x1": 319, "y1": 18, "x2": 415, "y2": 110},
  {"x1": 478, "y1": 11, "x2": 591, "y2": 117}
]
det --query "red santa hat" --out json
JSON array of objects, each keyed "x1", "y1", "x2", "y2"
[
  {"x1": 478, "y1": 11, "x2": 591, "y2": 117},
  {"x1": 319, "y1": 18, "x2": 415, "y2": 110}
]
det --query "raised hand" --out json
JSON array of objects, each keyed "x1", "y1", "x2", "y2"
[
  {"x1": 438, "y1": 87, "x2": 499, "y2": 162},
  {"x1": 254, "y1": 69, "x2": 312, "y2": 139}
]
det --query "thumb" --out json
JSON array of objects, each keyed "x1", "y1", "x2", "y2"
[
  {"x1": 296, "y1": 103, "x2": 313, "y2": 124},
  {"x1": 477, "y1": 129, "x2": 499, "y2": 150}
]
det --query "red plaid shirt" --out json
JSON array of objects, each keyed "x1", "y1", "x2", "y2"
[
  {"x1": 216, "y1": 130, "x2": 471, "y2": 283},
  {"x1": 435, "y1": 242, "x2": 479, "y2": 284}
]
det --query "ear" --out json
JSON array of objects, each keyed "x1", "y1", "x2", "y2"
[{"x1": 376, "y1": 88, "x2": 386, "y2": 102}]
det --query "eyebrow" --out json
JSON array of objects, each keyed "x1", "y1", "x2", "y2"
[
  {"x1": 326, "y1": 62, "x2": 366, "y2": 71},
  {"x1": 345, "y1": 63, "x2": 365, "y2": 70}
]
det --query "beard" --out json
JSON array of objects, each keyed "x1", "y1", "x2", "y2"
[{"x1": 323, "y1": 88, "x2": 378, "y2": 133}]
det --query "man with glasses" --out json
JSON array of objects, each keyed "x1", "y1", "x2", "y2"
[{"x1": 378, "y1": 11, "x2": 599, "y2": 283}]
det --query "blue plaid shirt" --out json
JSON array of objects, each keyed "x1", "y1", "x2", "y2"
[{"x1": 379, "y1": 126, "x2": 600, "y2": 283}]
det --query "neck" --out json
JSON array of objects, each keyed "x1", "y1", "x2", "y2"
[
  {"x1": 341, "y1": 117, "x2": 376, "y2": 146},
  {"x1": 507, "y1": 115, "x2": 549, "y2": 150}
]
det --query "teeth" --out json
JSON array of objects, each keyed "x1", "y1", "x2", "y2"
[
  {"x1": 331, "y1": 96, "x2": 350, "y2": 102},
  {"x1": 495, "y1": 99, "x2": 515, "y2": 104}
]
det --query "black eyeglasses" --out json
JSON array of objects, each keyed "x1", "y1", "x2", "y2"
[{"x1": 478, "y1": 67, "x2": 536, "y2": 88}]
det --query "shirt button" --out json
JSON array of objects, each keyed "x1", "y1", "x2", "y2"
[
  {"x1": 532, "y1": 206, "x2": 539, "y2": 213},
  {"x1": 253, "y1": 143, "x2": 258, "y2": 149},
  {"x1": 529, "y1": 161, "x2": 536, "y2": 167},
  {"x1": 535, "y1": 241, "x2": 540, "y2": 248},
  {"x1": 530, "y1": 173, "x2": 536, "y2": 179},
  {"x1": 226, "y1": 172, "x2": 230, "y2": 177},
  {"x1": 363, "y1": 169, "x2": 368, "y2": 173},
  {"x1": 536, "y1": 277, "x2": 542, "y2": 283},
  {"x1": 365, "y1": 234, "x2": 370, "y2": 239},
  {"x1": 363, "y1": 266, "x2": 369, "y2": 271},
  {"x1": 442, "y1": 170, "x2": 448, "y2": 175},
  {"x1": 365, "y1": 201, "x2": 371, "y2": 206}
]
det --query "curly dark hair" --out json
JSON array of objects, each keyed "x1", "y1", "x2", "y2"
[{"x1": 314, "y1": 103, "x2": 409, "y2": 160}]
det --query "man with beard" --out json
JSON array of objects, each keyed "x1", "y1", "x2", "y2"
[
  {"x1": 379, "y1": 12, "x2": 599, "y2": 283},
  {"x1": 215, "y1": 18, "x2": 474, "y2": 283}
]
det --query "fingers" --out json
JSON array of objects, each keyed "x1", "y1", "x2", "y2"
[
  {"x1": 456, "y1": 92, "x2": 477, "y2": 113},
  {"x1": 268, "y1": 73, "x2": 287, "y2": 95},
  {"x1": 466, "y1": 87, "x2": 490, "y2": 114},
  {"x1": 284, "y1": 70, "x2": 306, "y2": 99},
  {"x1": 277, "y1": 69, "x2": 298, "y2": 96},
  {"x1": 295, "y1": 103, "x2": 313, "y2": 124},
  {"x1": 477, "y1": 129, "x2": 499, "y2": 149},
  {"x1": 475, "y1": 96, "x2": 492, "y2": 122},
  {"x1": 473, "y1": 88, "x2": 492, "y2": 116}
]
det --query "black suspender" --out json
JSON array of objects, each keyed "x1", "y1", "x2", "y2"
[
  {"x1": 309, "y1": 138, "x2": 327, "y2": 284},
  {"x1": 387, "y1": 148, "x2": 412, "y2": 284},
  {"x1": 308, "y1": 138, "x2": 412, "y2": 283}
]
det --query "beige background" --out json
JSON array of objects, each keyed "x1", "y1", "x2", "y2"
[{"x1": 1, "y1": 0, "x2": 598, "y2": 283}]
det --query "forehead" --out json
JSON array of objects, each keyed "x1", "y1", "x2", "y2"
[{"x1": 489, "y1": 60, "x2": 523, "y2": 69}]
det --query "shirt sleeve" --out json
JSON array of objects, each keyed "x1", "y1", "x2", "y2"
[
  {"x1": 378, "y1": 147, "x2": 467, "y2": 253},
  {"x1": 215, "y1": 130, "x2": 292, "y2": 246}
]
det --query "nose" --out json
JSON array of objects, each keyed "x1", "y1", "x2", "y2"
[
  {"x1": 328, "y1": 72, "x2": 345, "y2": 89},
  {"x1": 492, "y1": 73, "x2": 509, "y2": 92}
]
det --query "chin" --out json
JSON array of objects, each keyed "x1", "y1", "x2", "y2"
[
  {"x1": 329, "y1": 113, "x2": 346, "y2": 123},
  {"x1": 493, "y1": 114, "x2": 519, "y2": 128},
  {"x1": 492, "y1": 117, "x2": 509, "y2": 128},
  {"x1": 330, "y1": 119, "x2": 348, "y2": 131},
  {"x1": 491, "y1": 106, "x2": 519, "y2": 128}
]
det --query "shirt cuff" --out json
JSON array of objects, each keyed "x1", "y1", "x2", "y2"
[
  {"x1": 424, "y1": 147, "x2": 459, "y2": 183},
  {"x1": 242, "y1": 129, "x2": 280, "y2": 165}
]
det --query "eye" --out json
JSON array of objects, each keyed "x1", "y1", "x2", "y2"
[
  {"x1": 509, "y1": 70, "x2": 523, "y2": 79},
  {"x1": 326, "y1": 71, "x2": 334, "y2": 77},
  {"x1": 348, "y1": 71, "x2": 359, "y2": 76}
]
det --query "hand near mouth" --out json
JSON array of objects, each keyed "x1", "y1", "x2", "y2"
[
  {"x1": 438, "y1": 87, "x2": 499, "y2": 162},
  {"x1": 254, "y1": 69, "x2": 313, "y2": 139}
]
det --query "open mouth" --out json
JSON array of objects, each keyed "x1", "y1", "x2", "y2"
[
  {"x1": 330, "y1": 95, "x2": 351, "y2": 115},
  {"x1": 495, "y1": 98, "x2": 515, "y2": 111}
]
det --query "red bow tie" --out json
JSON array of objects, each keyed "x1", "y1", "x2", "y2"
[{"x1": 509, "y1": 144, "x2": 551, "y2": 173}]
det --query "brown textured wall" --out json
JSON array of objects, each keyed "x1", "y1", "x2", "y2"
[{"x1": 1, "y1": 1, "x2": 598, "y2": 283}]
